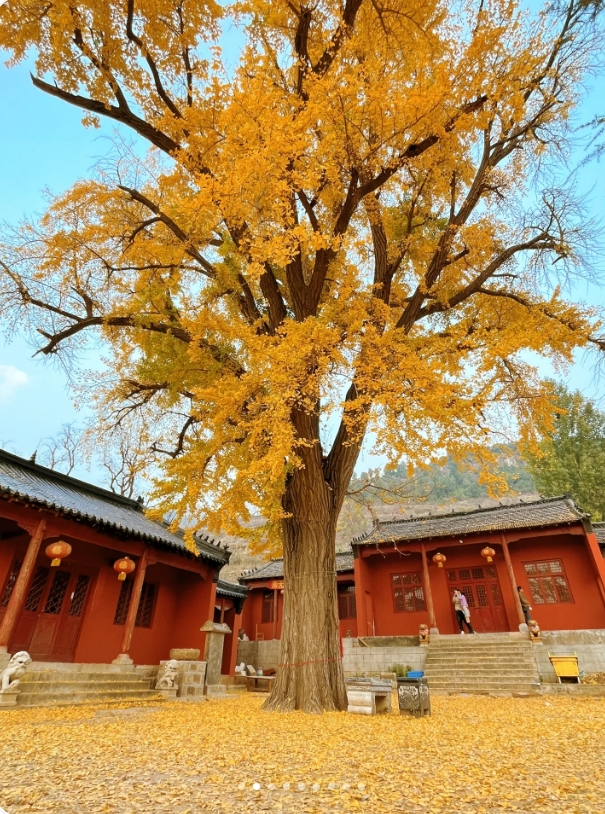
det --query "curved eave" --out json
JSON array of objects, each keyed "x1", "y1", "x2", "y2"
[{"x1": 0, "y1": 487, "x2": 228, "y2": 566}]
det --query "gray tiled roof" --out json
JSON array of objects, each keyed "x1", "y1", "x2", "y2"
[
  {"x1": 239, "y1": 550, "x2": 355, "y2": 583},
  {"x1": 593, "y1": 522, "x2": 605, "y2": 548},
  {"x1": 217, "y1": 579, "x2": 249, "y2": 599},
  {"x1": 0, "y1": 449, "x2": 229, "y2": 565},
  {"x1": 353, "y1": 496, "x2": 587, "y2": 546}
]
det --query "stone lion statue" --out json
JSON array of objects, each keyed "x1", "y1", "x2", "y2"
[
  {"x1": 1, "y1": 651, "x2": 32, "y2": 692},
  {"x1": 156, "y1": 659, "x2": 179, "y2": 689}
]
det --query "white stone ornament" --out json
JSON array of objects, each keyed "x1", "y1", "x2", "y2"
[
  {"x1": 156, "y1": 659, "x2": 179, "y2": 689},
  {"x1": 0, "y1": 650, "x2": 32, "y2": 692}
]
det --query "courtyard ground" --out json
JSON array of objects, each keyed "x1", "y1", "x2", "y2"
[{"x1": 0, "y1": 693, "x2": 603, "y2": 813}]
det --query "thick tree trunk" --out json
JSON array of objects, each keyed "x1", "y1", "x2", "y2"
[{"x1": 263, "y1": 465, "x2": 347, "y2": 713}]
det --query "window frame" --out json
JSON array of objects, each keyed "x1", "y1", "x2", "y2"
[
  {"x1": 261, "y1": 591, "x2": 274, "y2": 624},
  {"x1": 522, "y1": 559, "x2": 574, "y2": 606},
  {"x1": 391, "y1": 571, "x2": 426, "y2": 614},
  {"x1": 338, "y1": 588, "x2": 357, "y2": 620}
]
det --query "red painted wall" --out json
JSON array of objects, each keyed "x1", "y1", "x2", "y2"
[
  {"x1": 359, "y1": 533, "x2": 605, "y2": 635},
  {"x1": 0, "y1": 506, "x2": 220, "y2": 665},
  {"x1": 510, "y1": 533, "x2": 605, "y2": 631},
  {"x1": 242, "y1": 576, "x2": 357, "y2": 640}
]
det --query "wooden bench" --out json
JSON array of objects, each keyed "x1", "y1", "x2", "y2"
[{"x1": 245, "y1": 675, "x2": 276, "y2": 693}]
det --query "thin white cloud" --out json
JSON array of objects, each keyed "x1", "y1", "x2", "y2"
[{"x1": 0, "y1": 365, "x2": 29, "y2": 404}]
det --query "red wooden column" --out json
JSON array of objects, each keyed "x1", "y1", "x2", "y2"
[
  {"x1": 421, "y1": 543, "x2": 438, "y2": 631},
  {"x1": 500, "y1": 534, "x2": 526, "y2": 629},
  {"x1": 0, "y1": 516, "x2": 47, "y2": 654},
  {"x1": 113, "y1": 547, "x2": 149, "y2": 664},
  {"x1": 353, "y1": 551, "x2": 375, "y2": 637},
  {"x1": 583, "y1": 525, "x2": 605, "y2": 607}
]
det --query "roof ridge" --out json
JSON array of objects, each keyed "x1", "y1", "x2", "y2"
[
  {"x1": 367, "y1": 495, "x2": 577, "y2": 531},
  {"x1": 0, "y1": 447, "x2": 142, "y2": 511}
]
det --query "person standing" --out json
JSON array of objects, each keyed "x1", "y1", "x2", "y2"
[
  {"x1": 453, "y1": 590, "x2": 475, "y2": 634},
  {"x1": 517, "y1": 586, "x2": 532, "y2": 625}
]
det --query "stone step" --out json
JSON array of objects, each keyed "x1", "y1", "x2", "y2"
[
  {"x1": 428, "y1": 645, "x2": 533, "y2": 652},
  {"x1": 426, "y1": 650, "x2": 534, "y2": 661},
  {"x1": 425, "y1": 667, "x2": 539, "y2": 678},
  {"x1": 23, "y1": 670, "x2": 152, "y2": 681},
  {"x1": 16, "y1": 688, "x2": 162, "y2": 707},
  {"x1": 428, "y1": 642, "x2": 533, "y2": 650},
  {"x1": 427, "y1": 677, "x2": 541, "y2": 689},
  {"x1": 17, "y1": 679, "x2": 155, "y2": 694}
]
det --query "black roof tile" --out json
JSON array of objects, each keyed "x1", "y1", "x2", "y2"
[
  {"x1": 353, "y1": 496, "x2": 587, "y2": 546},
  {"x1": 0, "y1": 449, "x2": 228, "y2": 565},
  {"x1": 239, "y1": 550, "x2": 354, "y2": 583}
]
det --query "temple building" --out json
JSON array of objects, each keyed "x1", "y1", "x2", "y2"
[
  {"x1": 240, "y1": 496, "x2": 605, "y2": 639},
  {"x1": 0, "y1": 449, "x2": 244, "y2": 674}
]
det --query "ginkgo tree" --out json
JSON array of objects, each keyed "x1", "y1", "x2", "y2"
[{"x1": 0, "y1": 0, "x2": 603, "y2": 712}]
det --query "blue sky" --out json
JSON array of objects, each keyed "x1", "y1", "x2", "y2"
[{"x1": 0, "y1": 25, "x2": 604, "y2": 481}]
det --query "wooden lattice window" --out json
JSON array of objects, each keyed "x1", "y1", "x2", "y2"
[
  {"x1": 392, "y1": 572, "x2": 426, "y2": 613},
  {"x1": 68, "y1": 575, "x2": 90, "y2": 617},
  {"x1": 135, "y1": 583, "x2": 157, "y2": 628},
  {"x1": 114, "y1": 580, "x2": 158, "y2": 627},
  {"x1": 24, "y1": 566, "x2": 50, "y2": 612},
  {"x1": 338, "y1": 587, "x2": 357, "y2": 619},
  {"x1": 261, "y1": 591, "x2": 274, "y2": 624},
  {"x1": 43, "y1": 570, "x2": 70, "y2": 614},
  {"x1": 114, "y1": 580, "x2": 133, "y2": 625},
  {"x1": 0, "y1": 560, "x2": 22, "y2": 608},
  {"x1": 523, "y1": 560, "x2": 573, "y2": 605}
]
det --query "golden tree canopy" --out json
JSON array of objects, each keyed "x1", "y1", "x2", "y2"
[{"x1": 0, "y1": 0, "x2": 603, "y2": 548}]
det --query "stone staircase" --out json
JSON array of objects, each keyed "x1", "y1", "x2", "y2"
[
  {"x1": 424, "y1": 634, "x2": 541, "y2": 696},
  {"x1": 15, "y1": 662, "x2": 162, "y2": 707}
]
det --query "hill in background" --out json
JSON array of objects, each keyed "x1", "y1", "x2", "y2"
[{"x1": 220, "y1": 445, "x2": 535, "y2": 580}]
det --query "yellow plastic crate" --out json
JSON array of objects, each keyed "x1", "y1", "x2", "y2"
[{"x1": 548, "y1": 653, "x2": 580, "y2": 683}]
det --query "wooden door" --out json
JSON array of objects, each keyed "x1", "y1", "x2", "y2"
[
  {"x1": 447, "y1": 565, "x2": 509, "y2": 633},
  {"x1": 9, "y1": 565, "x2": 93, "y2": 661}
]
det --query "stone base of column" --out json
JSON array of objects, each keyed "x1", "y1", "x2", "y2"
[
  {"x1": 0, "y1": 652, "x2": 10, "y2": 671},
  {"x1": 156, "y1": 687, "x2": 178, "y2": 700},
  {"x1": 205, "y1": 684, "x2": 229, "y2": 698},
  {"x1": 518, "y1": 623, "x2": 529, "y2": 634},
  {"x1": 429, "y1": 627, "x2": 440, "y2": 635},
  {"x1": 112, "y1": 653, "x2": 134, "y2": 665}
]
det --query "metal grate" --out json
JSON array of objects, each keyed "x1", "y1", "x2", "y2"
[
  {"x1": 68, "y1": 575, "x2": 90, "y2": 617},
  {"x1": 0, "y1": 560, "x2": 22, "y2": 608},
  {"x1": 24, "y1": 567, "x2": 50, "y2": 612},
  {"x1": 135, "y1": 583, "x2": 157, "y2": 628},
  {"x1": 43, "y1": 570, "x2": 70, "y2": 615},
  {"x1": 114, "y1": 579, "x2": 133, "y2": 625}
]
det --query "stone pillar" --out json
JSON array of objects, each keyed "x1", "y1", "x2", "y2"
[
  {"x1": 0, "y1": 517, "x2": 47, "y2": 654},
  {"x1": 113, "y1": 547, "x2": 149, "y2": 664},
  {"x1": 201, "y1": 620, "x2": 230, "y2": 696},
  {"x1": 500, "y1": 534, "x2": 527, "y2": 632},
  {"x1": 421, "y1": 543, "x2": 438, "y2": 633}
]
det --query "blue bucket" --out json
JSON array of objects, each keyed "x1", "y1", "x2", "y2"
[{"x1": 407, "y1": 671, "x2": 424, "y2": 679}]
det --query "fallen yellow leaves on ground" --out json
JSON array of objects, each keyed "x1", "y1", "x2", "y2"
[{"x1": 0, "y1": 694, "x2": 603, "y2": 813}]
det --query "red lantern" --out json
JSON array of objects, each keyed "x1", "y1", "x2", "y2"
[
  {"x1": 114, "y1": 556, "x2": 136, "y2": 581},
  {"x1": 481, "y1": 546, "x2": 496, "y2": 563},
  {"x1": 432, "y1": 552, "x2": 447, "y2": 568},
  {"x1": 45, "y1": 541, "x2": 72, "y2": 567}
]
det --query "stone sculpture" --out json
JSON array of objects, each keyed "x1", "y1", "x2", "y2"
[
  {"x1": 0, "y1": 651, "x2": 32, "y2": 692},
  {"x1": 397, "y1": 678, "x2": 431, "y2": 717},
  {"x1": 156, "y1": 659, "x2": 179, "y2": 689}
]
